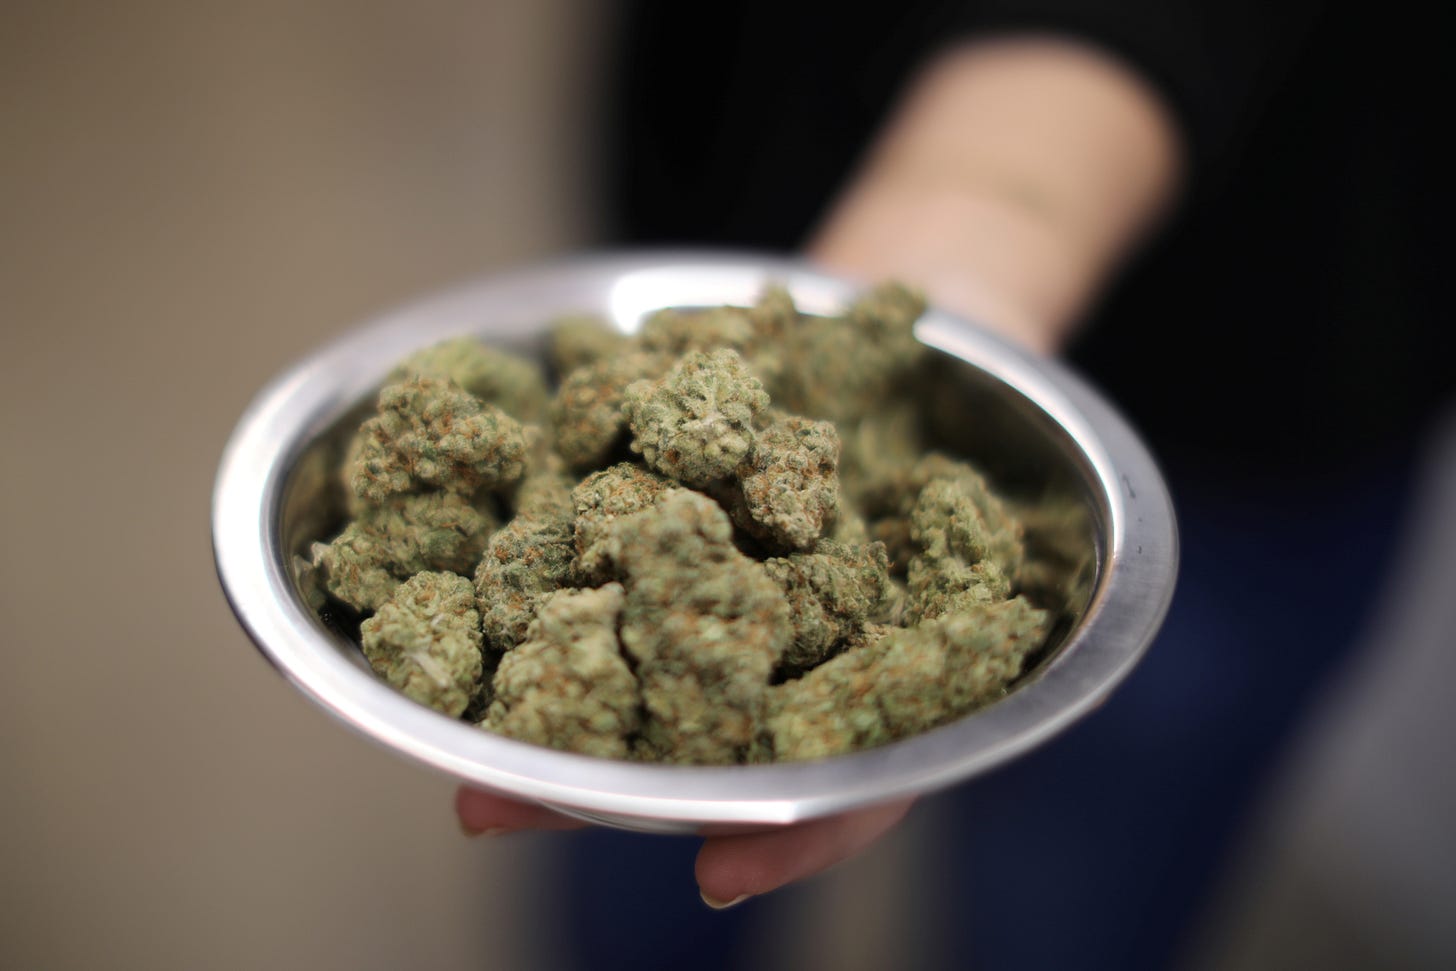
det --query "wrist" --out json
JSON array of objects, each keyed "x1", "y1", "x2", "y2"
[
  {"x1": 807, "y1": 177, "x2": 1090, "y2": 355},
  {"x1": 805, "y1": 34, "x2": 1182, "y2": 354}
]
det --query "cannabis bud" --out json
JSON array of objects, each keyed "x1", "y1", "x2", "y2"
[
  {"x1": 360, "y1": 571, "x2": 484, "y2": 718},
  {"x1": 308, "y1": 283, "x2": 1074, "y2": 765}
]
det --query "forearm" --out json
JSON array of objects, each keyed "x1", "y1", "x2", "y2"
[{"x1": 807, "y1": 35, "x2": 1183, "y2": 353}]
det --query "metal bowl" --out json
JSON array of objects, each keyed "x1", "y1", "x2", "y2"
[{"x1": 212, "y1": 251, "x2": 1177, "y2": 834}]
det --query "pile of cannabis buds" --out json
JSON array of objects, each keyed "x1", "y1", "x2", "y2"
[{"x1": 307, "y1": 282, "x2": 1056, "y2": 764}]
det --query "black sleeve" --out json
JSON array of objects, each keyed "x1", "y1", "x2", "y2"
[{"x1": 927, "y1": 0, "x2": 1327, "y2": 197}]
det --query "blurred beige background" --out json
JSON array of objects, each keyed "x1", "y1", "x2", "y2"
[
  {"x1": 1, "y1": 3, "x2": 607, "y2": 968},
  {"x1": 5, "y1": 4, "x2": 1452, "y2": 970}
]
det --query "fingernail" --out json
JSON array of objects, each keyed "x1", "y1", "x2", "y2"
[
  {"x1": 460, "y1": 821, "x2": 510, "y2": 838},
  {"x1": 700, "y1": 891, "x2": 752, "y2": 910}
]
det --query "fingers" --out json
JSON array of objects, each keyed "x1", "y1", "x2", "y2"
[
  {"x1": 457, "y1": 787, "x2": 914, "y2": 911},
  {"x1": 455, "y1": 785, "x2": 590, "y2": 835},
  {"x1": 694, "y1": 798, "x2": 914, "y2": 907}
]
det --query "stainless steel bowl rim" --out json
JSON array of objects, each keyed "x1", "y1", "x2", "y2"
[{"x1": 212, "y1": 250, "x2": 1178, "y2": 830}]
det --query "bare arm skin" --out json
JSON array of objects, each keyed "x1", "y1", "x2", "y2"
[{"x1": 809, "y1": 35, "x2": 1182, "y2": 353}]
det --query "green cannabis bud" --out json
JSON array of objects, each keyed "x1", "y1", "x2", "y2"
[
  {"x1": 638, "y1": 305, "x2": 757, "y2": 357},
  {"x1": 485, "y1": 583, "x2": 641, "y2": 758},
  {"x1": 472, "y1": 507, "x2": 577, "y2": 653},
  {"x1": 720, "y1": 410, "x2": 842, "y2": 552},
  {"x1": 767, "y1": 596, "x2": 1048, "y2": 760},
  {"x1": 765, "y1": 540, "x2": 893, "y2": 671},
  {"x1": 390, "y1": 337, "x2": 550, "y2": 424},
  {"x1": 507, "y1": 448, "x2": 577, "y2": 521},
  {"x1": 623, "y1": 348, "x2": 770, "y2": 487},
  {"x1": 569, "y1": 462, "x2": 679, "y2": 586},
  {"x1": 768, "y1": 281, "x2": 927, "y2": 423},
  {"x1": 549, "y1": 350, "x2": 672, "y2": 469},
  {"x1": 636, "y1": 285, "x2": 795, "y2": 390},
  {"x1": 311, "y1": 278, "x2": 1077, "y2": 764},
  {"x1": 312, "y1": 491, "x2": 496, "y2": 612},
  {"x1": 901, "y1": 457, "x2": 1027, "y2": 622},
  {"x1": 612, "y1": 490, "x2": 790, "y2": 764},
  {"x1": 348, "y1": 376, "x2": 530, "y2": 502},
  {"x1": 360, "y1": 571, "x2": 484, "y2": 718},
  {"x1": 545, "y1": 314, "x2": 629, "y2": 376}
]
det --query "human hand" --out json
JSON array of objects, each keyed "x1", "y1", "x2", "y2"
[{"x1": 456, "y1": 787, "x2": 913, "y2": 908}]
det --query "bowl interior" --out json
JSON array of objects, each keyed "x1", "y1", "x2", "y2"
[
  {"x1": 216, "y1": 254, "x2": 1171, "y2": 833},
  {"x1": 278, "y1": 310, "x2": 1104, "y2": 745}
]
